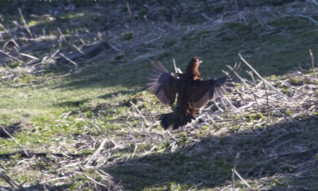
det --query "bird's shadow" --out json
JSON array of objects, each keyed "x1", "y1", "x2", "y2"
[{"x1": 104, "y1": 116, "x2": 318, "y2": 190}]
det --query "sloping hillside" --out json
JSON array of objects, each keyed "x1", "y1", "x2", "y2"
[{"x1": 0, "y1": 1, "x2": 317, "y2": 190}]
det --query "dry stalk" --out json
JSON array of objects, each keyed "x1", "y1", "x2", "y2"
[
  {"x1": 76, "y1": 167, "x2": 109, "y2": 188},
  {"x1": 213, "y1": 100, "x2": 224, "y2": 112},
  {"x1": 0, "y1": 49, "x2": 23, "y2": 63},
  {"x1": 19, "y1": 53, "x2": 39, "y2": 61},
  {"x1": 239, "y1": 54, "x2": 285, "y2": 98},
  {"x1": 57, "y1": 28, "x2": 66, "y2": 42},
  {"x1": 18, "y1": 8, "x2": 33, "y2": 38},
  {"x1": 129, "y1": 101, "x2": 150, "y2": 126},
  {"x1": 165, "y1": 130, "x2": 177, "y2": 142},
  {"x1": 263, "y1": 81, "x2": 270, "y2": 117},
  {"x1": 231, "y1": 0, "x2": 239, "y2": 12},
  {"x1": 126, "y1": 1, "x2": 132, "y2": 17},
  {"x1": 173, "y1": 58, "x2": 181, "y2": 73},
  {"x1": 59, "y1": 53, "x2": 78, "y2": 70},
  {"x1": 205, "y1": 113, "x2": 220, "y2": 130},
  {"x1": 309, "y1": 49, "x2": 317, "y2": 79},
  {"x1": 129, "y1": 143, "x2": 138, "y2": 159},
  {"x1": 226, "y1": 62, "x2": 251, "y2": 90},
  {"x1": 40, "y1": 176, "x2": 70, "y2": 184},
  {"x1": 107, "y1": 42, "x2": 123, "y2": 53},
  {"x1": 73, "y1": 44, "x2": 87, "y2": 58},
  {"x1": 239, "y1": 53, "x2": 310, "y2": 116},
  {"x1": 3, "y1": 39, "x2": 19, "y2": 49},
  {"x1": 223, "y1": 95, "x2": 246, "y2": 124},
  {"x1": 19, "y1": 35, "x2": 57, "y2": 42},
  {"x1": 201, "y1": 13, "x2": 213, "y2": 21},
  {"x1": 296, "y1": 14, "x2": 318, "y2": 26},
  {"x1": 232, "y1": 152, "x2": 240, "y2": 191},
  {"x1": 51, "y1": 49, "x2": 60, "y2": 59},
  {"x1": 1, "y1": 172, "x2": 24, "y2": 191},
  {"x1": 232, "y1": 169, "x2": 255, "y2": 191},
  {"x1": 0, "y1": 126, "x2": 29, "y2": 157},
  {"x1": 203, "y1": 0, "x2": 212, "y2": 12},
  {"x1": 86, "y1": 138, "x2": 108, "y2": 166},
  {"x1": 312, "y1": 0, "x2": 318, "y2": 6}
]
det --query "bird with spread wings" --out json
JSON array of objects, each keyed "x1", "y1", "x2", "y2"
[{"x1": 147, "y1": 57, "x2": 240, "y2": 130}]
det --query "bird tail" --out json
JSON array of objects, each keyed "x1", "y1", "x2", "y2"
[{"x1": 160, "y1": 112, "x2": 195, "y2": 130}]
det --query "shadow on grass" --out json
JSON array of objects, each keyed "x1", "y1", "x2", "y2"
[
  {"x1": 55, "y1": 98, "x2": 90, "y2": 108},
  {"x1": 0, "y1": 183, "x2": 75, "y2": 191},
  {"x1": 105, "y1": 116, "x2": 318, "y2": 190}
]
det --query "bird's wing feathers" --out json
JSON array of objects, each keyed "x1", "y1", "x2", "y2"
[
  {"x1": 147, "y1": 62, "x2": 180, "y2": 105},
  {"x1": 190, "y1": 63, "x2": 240, "y2": 108}
]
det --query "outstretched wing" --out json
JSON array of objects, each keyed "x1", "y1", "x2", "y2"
[
  {"x1": 147, "y1": 62, "x2": 180, "y2": 105},
  {"x1": 190, "y1": 63, "x2": 240, "y2": 108}
]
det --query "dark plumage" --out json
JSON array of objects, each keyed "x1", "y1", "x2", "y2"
[{"x1": 147, "y1": 57, "x2": 240, "y2": 129}]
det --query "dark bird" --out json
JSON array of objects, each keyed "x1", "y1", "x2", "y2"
[{"x1": 147, "y1": 57, "x2": 240, "y2": 130}]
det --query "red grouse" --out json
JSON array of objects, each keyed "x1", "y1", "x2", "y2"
[{"x1": 147, "y1": 57, "x2": 240, "y2": 129}]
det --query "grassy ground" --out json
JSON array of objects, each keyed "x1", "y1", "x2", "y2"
[{"x1": 0, "y1": 1, "x2": 318, "y2": 190}]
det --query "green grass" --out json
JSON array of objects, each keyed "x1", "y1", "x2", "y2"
[{"x1": 0, "y1": 1, "x2": 318, "y2": 190}]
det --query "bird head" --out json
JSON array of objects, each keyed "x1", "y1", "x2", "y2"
[
  {"x1": 191, "y1": 57, "x2": 202, "y2": 67},
  {"x1": 186, "y1": 57, "x2": 202, "y2": 74}
]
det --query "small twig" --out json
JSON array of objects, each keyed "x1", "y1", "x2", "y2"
[
  {"x1": 232, "y1": 169, "x2": 255, "y2": 191},
  {"x1": 309, "y1": 49, "x2": 317, "y2": 79}
]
